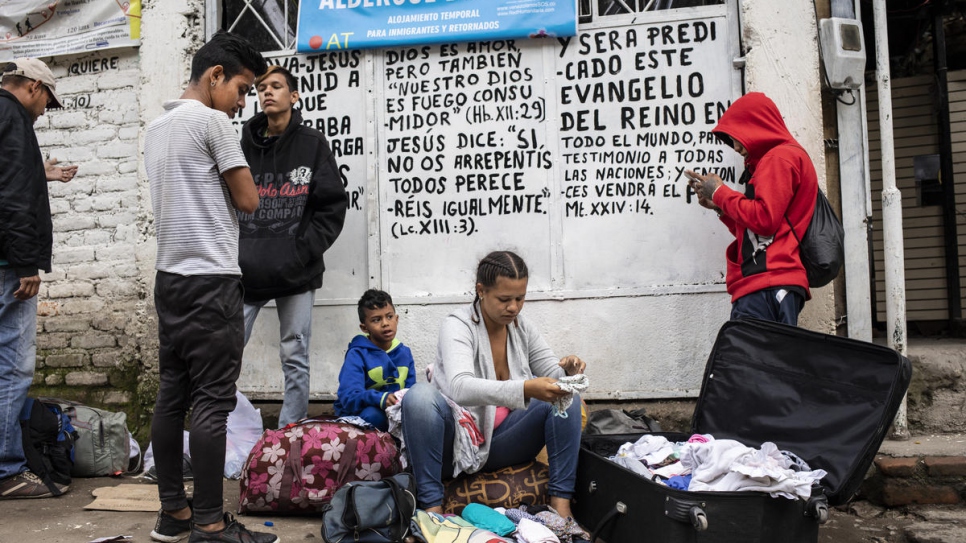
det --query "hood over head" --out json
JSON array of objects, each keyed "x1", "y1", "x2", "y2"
[
  {"x1": 712, "y1": 92, "x2": 797, "y2": 170},
  {"x1": 349, "y1": 334, "x2": 400, "y2": 353}
]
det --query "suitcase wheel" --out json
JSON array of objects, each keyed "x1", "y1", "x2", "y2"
[
  {"x1": 809, "y1": 502, "x2": 829, "y2": 524},
  {"x1": 665, "y1": 496, "x2": 709, "y2": 532},
  {"x1": 689, "y1": 506, "x2": 709, "y2": 531},
  {"x1": 805, "y1": 491, "x2": 830, "y2": 525}
]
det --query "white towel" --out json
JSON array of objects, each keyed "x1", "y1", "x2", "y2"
[
  {"x1": 552, "y1": 374, "x2": 589, "y2": 417},
  {"x1": 515, "y1": 518, "x2": 560, "y2": 543}
]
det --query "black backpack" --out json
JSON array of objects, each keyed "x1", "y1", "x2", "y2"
[
  {"x1": 786, "y1": 189, "x2": 845, "y2": 288},
  {"x1": 19, "y1": 398, "x2": 77, "y2": 496}
]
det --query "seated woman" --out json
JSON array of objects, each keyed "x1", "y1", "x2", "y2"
[{"x1": 401, "y1": 250, "x2": 586, "y2": 518}]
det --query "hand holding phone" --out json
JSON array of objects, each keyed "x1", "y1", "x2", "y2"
[
  {"x1": 686, "y1": 169, "x2": 723, "y2": 211},
  {"x1": 684, "y1": 170, "x2": 702, "y2": 191}
]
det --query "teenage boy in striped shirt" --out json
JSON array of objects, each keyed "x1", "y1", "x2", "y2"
[{"x1": 144, "y1": 32, "x2": 277, "y2": 543}]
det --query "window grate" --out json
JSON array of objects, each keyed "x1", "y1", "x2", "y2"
[
  {"x1": 596, "y1": 0, "x2": 723, "y2": 17},
  {"x1": 219, "y1": 0, "x2": 298, "y2": 53}
]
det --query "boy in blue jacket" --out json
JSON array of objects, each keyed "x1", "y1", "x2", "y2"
[{"x1": 334, "y1": 290, "x2": 415, "y2": 430}]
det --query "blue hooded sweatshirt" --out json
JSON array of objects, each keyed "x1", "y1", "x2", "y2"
[{"x1": 334, "y1": 335, "x2": 416, "y2": 416}]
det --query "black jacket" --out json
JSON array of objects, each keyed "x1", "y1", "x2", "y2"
[
  {"x1": 239, "y1": 109, "x2": 348, "y2": 302},
  {"x1": 0, "y1": 89, "x2": 52, "y2": 277}
]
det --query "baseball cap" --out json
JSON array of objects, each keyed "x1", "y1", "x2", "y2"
[{"x1": 2, "y1": 58, "x2": 63, "y2": 109}]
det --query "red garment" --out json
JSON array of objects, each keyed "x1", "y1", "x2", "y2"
[
  {"x1": 710, "y1": 93, "x2": 818, "y2": 302},
  {"x1": 457, "y1": 408, "x2": 485, "y2": 446}
]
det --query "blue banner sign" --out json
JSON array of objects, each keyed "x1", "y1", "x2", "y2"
[{"x1": 296, "y1": 0, "x2": 577, "y2": 52}]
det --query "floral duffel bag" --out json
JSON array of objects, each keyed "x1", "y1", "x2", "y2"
[{"x1": 239, "y1": 419, "x2": 402, "y2": 514}]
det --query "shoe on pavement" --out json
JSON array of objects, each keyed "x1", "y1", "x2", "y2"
[
  {"x1": 188, "y1": 513, "x2": 279, "y2": 543},
  {"x1": 150, "y1": 508, "x2": 193, "y2": 542},
  {"x1": 0, "y1": 471, "x2": 54, "y2": 499}
]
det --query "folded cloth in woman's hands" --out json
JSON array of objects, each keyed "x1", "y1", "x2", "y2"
[{"x1": 551, "y1": 375, "x2": 589, "y2": 417}]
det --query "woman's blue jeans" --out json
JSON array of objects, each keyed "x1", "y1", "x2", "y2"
[{"x1": 400, "y1": 382, "x2": 582, "y2": 509}]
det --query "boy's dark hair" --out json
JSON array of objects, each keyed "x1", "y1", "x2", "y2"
[
  {"x1": 190, "y1": 31, "x2": 267, "y2": 83},
  {"x1": 358, "y1": 289, "x2": 394, "y2": 322},
  {"x1": 471, "y1": 251, "x2": 529, "y2": 324},
  {"x1": 256, "y1": 65, "x2": 298, "y2": 93}
]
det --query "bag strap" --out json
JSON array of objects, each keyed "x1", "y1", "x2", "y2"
[
  {"x1": 334, "y1": 434, "x2": 359, "y2": 487},
  {"x1": 376, "y1": 475, "x2": 414, "y2": 540},
  {"x1": 784, "y1": 214, "x2": 802, "y2": 244},
  {"x1": 278, "y1": 436, "x2": 304, "y2": 503},
  {"x1": 785, "y1": 188, "x2": 823, "y2": 245},
  {"x1": 18, "y1": 401, "x2": 66, "y2": 497},
  {"x1": 341, "y1": 475, "x2": 413, "y2": 540}
]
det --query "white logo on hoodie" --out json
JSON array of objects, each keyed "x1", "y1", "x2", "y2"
[{"x1": 289, "y1": 166, "x2": 312, "y2": 186}]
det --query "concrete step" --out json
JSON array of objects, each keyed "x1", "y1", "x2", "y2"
[
  {"x1": 856, "y1": 339, "x2": 966, "y2": 511},
  {"x1": 861, "y1": 434, "x2": 966, "y2": 507},
  {"x1": 905, "y1": 338, "x2": 966, "y2": 435}
]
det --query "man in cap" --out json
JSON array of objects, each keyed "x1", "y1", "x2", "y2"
[{"x1": 0, "y1": 57, "x2": 65, "y2": 499}]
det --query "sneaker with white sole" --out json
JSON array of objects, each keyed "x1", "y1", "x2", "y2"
[
  {"x1": 0, "y1": 471, "x2": 54, "y2": 499},
  {"x1": 150, "y1": 508, "x2": 193, "y2": 542},
  {"x1": 188, "y1": 513, "x2": 279, "y2": 543}
]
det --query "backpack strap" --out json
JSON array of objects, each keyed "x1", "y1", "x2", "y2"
[
  {"x1": 19, "y1": 399, "x2": 66, "y2": 497},
  {"x1": 785, "y1": 214, "x2": 802, "y2": 244}
]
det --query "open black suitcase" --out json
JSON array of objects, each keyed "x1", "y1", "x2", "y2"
[{"x1": 573, "y1": 319, "x2": 912, "y2": 543}]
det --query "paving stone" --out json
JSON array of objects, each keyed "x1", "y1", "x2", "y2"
[
  {"x1": 875, "y1": 456, "x2": 920, "y2": 477},
  {"x1": 881, "y1": 480, "x2": 961, "y2": 507},
  {"x1": 904, "y1": 522, "x2": 966, "y2": 543},
  {"x1": 925, "y1": 456, "x2": 966, "y2": 477}
]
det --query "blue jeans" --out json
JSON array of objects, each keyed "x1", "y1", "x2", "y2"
[
  {"x1": 400, "y1": 383, "x2": 582, "y2": 508},
  {"x1": 731, "y1": 287, "x2": 805, "y2": 326},
  {"x1": 243, "y1": 290, "x2": 314, "y2": 427},
  {"x1": 0, "y1": 269, "x2": 36, "y2": 480}
]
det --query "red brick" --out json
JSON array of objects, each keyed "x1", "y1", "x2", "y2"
[
  {"x1": 881, "y1": 480, "x2": 962, "y2": 506},
  {"x1": 875, "y1": 456, "x2": 920, "y2": 477},
  {"x1": 924, "y1": 456, "x2": 966, "y2": 477}
]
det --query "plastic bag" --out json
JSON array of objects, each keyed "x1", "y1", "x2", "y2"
[
  {"x1": 141, "y1": 391, "x2": 263, "y2": 479},
  {"x1": 224, "y1": 391, "x2": 263, "y2": 479}
]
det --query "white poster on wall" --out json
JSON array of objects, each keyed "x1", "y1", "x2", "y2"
[
  {"x1": 376, "y1": 40, "x2": 556, "y2": 297},
  {"x1": 555, "y1": 16, "x2": 740, "y2": 291},
  {"x1": 0, "y1": 0, "x2": 140, "y2": 62}
]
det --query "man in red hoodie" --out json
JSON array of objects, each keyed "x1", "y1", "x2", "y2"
[{"x1": 686, "y1": 92, "x2": 818, "y2": 326}]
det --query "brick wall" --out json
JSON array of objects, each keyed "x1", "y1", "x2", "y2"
[{"x1": 28, "y1": 48, "x2": 151, "y2": 440}]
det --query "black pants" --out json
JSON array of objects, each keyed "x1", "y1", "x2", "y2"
[{"x1": 152, "y1": 271, "x2": 244, "y2": 525}]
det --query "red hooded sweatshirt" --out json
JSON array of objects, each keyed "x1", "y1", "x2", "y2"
[{"x1": 710, "y1": 92, "x2": 818, "y2": 302}]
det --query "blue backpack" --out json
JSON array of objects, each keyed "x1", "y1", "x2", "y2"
[{"x1": 19, "y1": 398, "x2": 77, "y2": 495}]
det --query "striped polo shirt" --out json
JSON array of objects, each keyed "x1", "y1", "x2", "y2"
[{"x1": 145, "y1": 100, "x2": 249, "y2": 276}]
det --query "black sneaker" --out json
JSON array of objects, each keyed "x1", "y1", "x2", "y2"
[
  {"x1": 188, "y1": 513, "x2": 278, "y2": 543},
  {"x1": 150, "y1": 508, "x2": 192, "y2": 542}
]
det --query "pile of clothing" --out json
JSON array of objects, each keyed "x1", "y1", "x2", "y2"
[
  {"x1": 609, "y1": 434, "x2": 827, "y2": 500},
  {"x1": 411, "y1": 502, "x2": 590, "y2": 543}
]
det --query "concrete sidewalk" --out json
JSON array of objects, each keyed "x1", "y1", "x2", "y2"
[
  {"x1": 0, "y1": 477, "x2": 318, "y2": 543},
  {"x1": 1, "y1": 473, "x2": 959, "y2": 543}
]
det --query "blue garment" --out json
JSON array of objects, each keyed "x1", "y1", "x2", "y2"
[
  {"x1": 731, "y1": 287, "x2": 804, "y2": 326},
  {"x1": 0, "y1": 269, "x2": 37, "y2": 479},
  {"x1": 400, "y1": 383, "x2": 582, "y2": 509},
  {"x1": 666, "y1": 474, "x2": 692, "y2": 490},
  {"x1": 334, "y1": 335, "x2": 415, "y2": 430},
  {"x1": 243, "y1": 289, "x2": 315, "y2": 427}
]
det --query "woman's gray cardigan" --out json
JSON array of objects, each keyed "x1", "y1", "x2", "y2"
[{"x1": 432, "y1": 303, "x2": 565, "y2": 472}]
